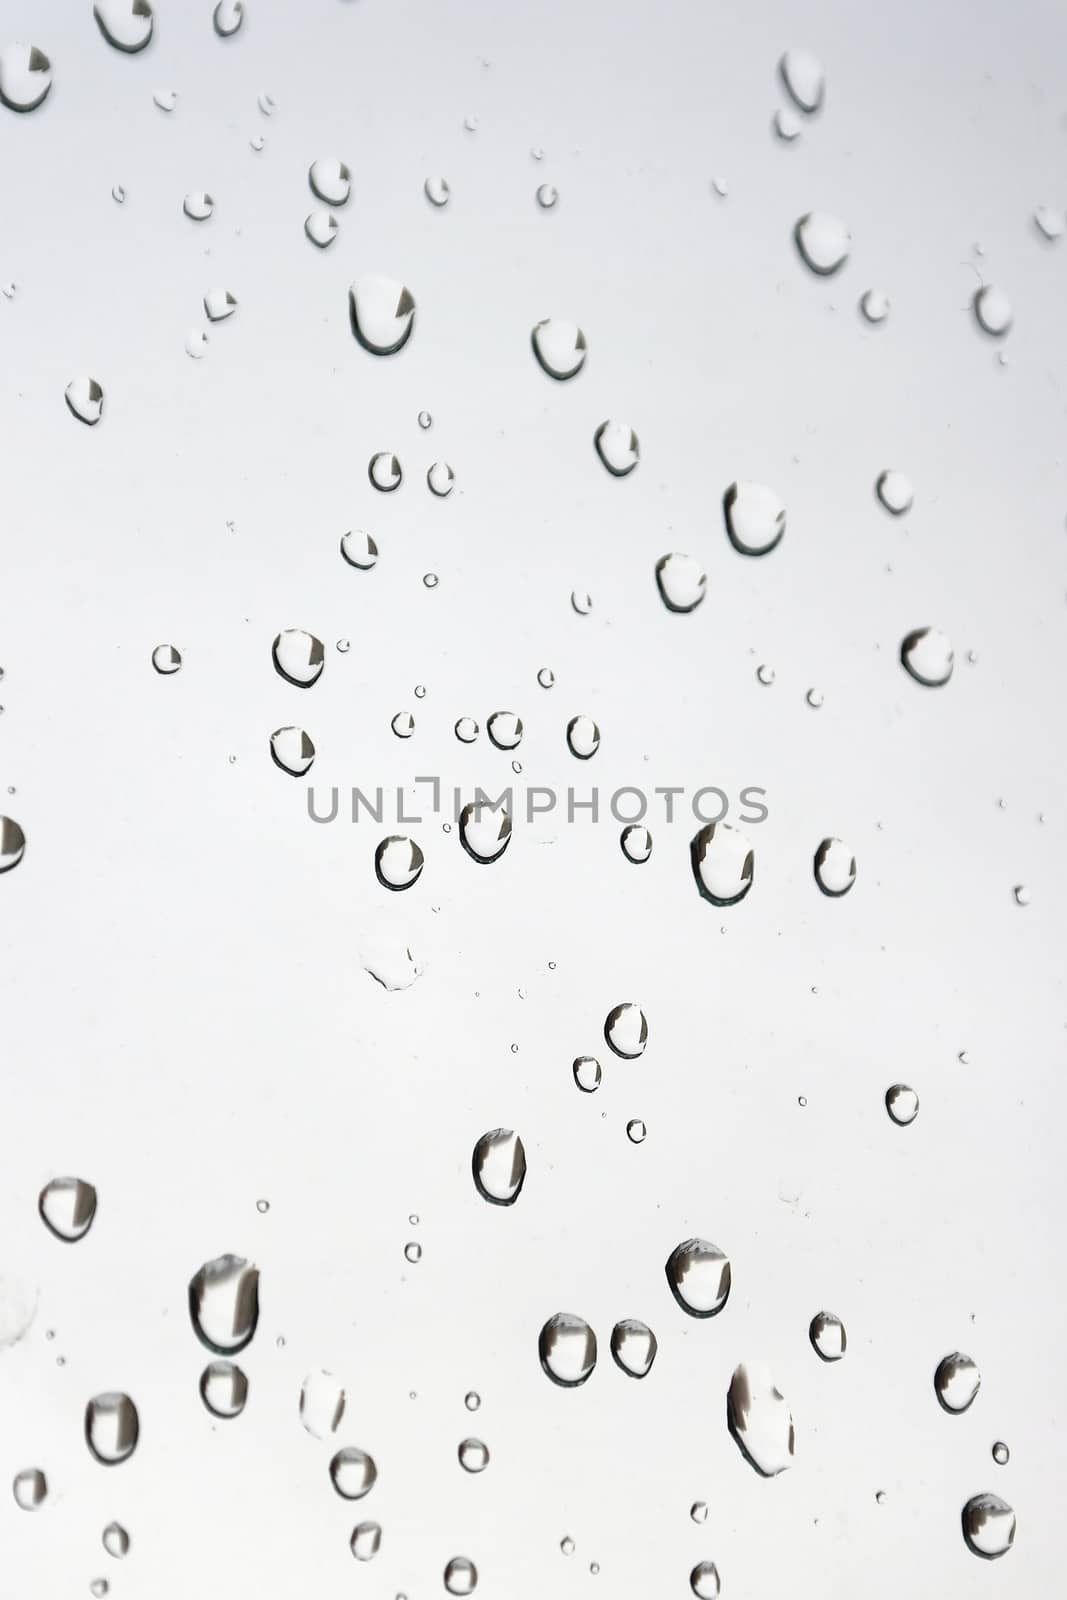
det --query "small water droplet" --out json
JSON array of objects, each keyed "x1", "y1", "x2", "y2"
[
  {"x1": 376, "y1": 835, "x2": 424, "y2": 891},
  {"x1": 594, "y1": 420, "x2": 639, "y2": 477},
  {"x1": 388, "y1": 713, "x2": 414, "y2": 742},
  {"x1": 571, "y1": 589, "x2": 593, "y2": 615},
  {"x1": 458, "y1": 1437, "x2": 489, "y2": 1472},
  {"x1": 625, "y1": 1119, "x2": 647, "y2": 1144},
  {"x1": 90, "y1": 1581, "x2": 109, "y2": 1599},
  {"x1": 806, "y1": 687, "x2": 824, "y2": 708},
  {"x1": 257, "y1": 91, "x2": 276, "y2": 115},
  {"x1": 589, "y1": 1563, "x2": 600, "y2": 1576},
  {"x1": 1, "y1": 281, "x2": 16, "y2": 299},
  {"x1": 610, "y1": 1318, "x2": 656, "y2": 1377},
  {"x1": 935, "y1": 1352, "x2": 981, "y2": 1413},
  {"x1": 151, "y1": 643, "x2": 182, "y2": 676},
  {"x1": 885, "y1": 1084, "x2": 919, "y2": 1126},
  {"x1": 561, "y1": 1537, "x2": 575, "y2": 1556},
  {"x1": 12, "y1": 1468, "x2": 46, "y2": 1510},
  {"x1": 487, "y1": 711, "x2": 523, "y2": 750},
  {"x1": 272, "y1": 629, "x2": 324, "y2": 688},
  {"x1": 464, "y1": 1391, "x2": 481, "y2": 1412},
  {"x1": 204, "y1": 287, "x2": 238, "y2": 322},
  {"x1": 459, "y1": 801, "x2": 511, "y2": 864},
  {"x1": 727, "y1": 1362, "x2": 795, "y2": 1475},
  {"x1": 604, "y1": 1003, "x2": 647, "y2": 1058},
  {"x1": 427, "y1": 461, "x2": 455, "y2": 497},
  {"x1": 39, "y1": 1177, "x2": 97, "y2": 1241},
  {"x1": 690, "y1": 1563, "x2": 721, "y2": 1600},
  {"x1": 539, "y1": 1313, "x2": 597, "y2": 1386},
  {"x1": 183, "y1": 191, "x2": 214, "y2": 222},
  {"x1": 472, "y1": 1129, "x2": 527, "y2": 1205},
  {"x1": 111, "y1": 182, "x2": 127, "y2": 203},
  {"x1": 690, "y1": 1502, "x2": 708, "y2": 1524},
  {"x1": 814, "y1": 838, "x2": 856, "y2": 896},
  {"x1": 992, "y1": 1441, "x2": 1010, "y2": 1465},
  {"x1": 404, "y1": 1240, "x2": 422, "y2": 1263},
  {"x1": 666, "y1": 1239, "x2": 731, "y2": 1317},
  {"x1": 566, "y1": 715, "x2": 600, "y2": 759},
  {"x1": 418, "y1": 410, "x2": 433, "y2": 429},
  {"x1": 691, "y1": 822, "x2": 754, "y2": 905},
  {"x1": 655, "y1": 552, "x2": 707, "y2": 612},
  {"x1": 152, "y1": 88, "x2": 177, "y2": 113},
  {"x1": 876, "y1": 469, "x2": 914, "y2": 515},
  {"x1": 962, "y1": 1493, "x2": 1015, "y2": 1559},
  {"x1": 723, "y1": 481, "x2": 785, "y2": 555},
  {"x1": 794, "y1": 212, "x2": 851, "y2": 276},
  {"x1": 349, "y1": 275, "x2": 416, "y2": 355},
  {"x1": 444, "y1": 1557, "x2": 478, "y2": 1595},
  {"x1": 900, "y1": 627, "x2": 954, "y2": 687},
  {"x1": 188, "y1": 1254, "x2": 260, "y2": 1353},
  {"x1": 369, "y1": 452, "x2": 403, "y2": 492},
  {"x1": 330, "y1": 1448, "x2": 377, "y2": 1500},
  {"x1": 270, "y1": 726, "x2": 315, "y2": 778},
  {"x1": 185, "y1": 327, "x2": 209, "y2": 360},
  {"x1": 301, "y1": 1370, "x2": 346, "y2": 1437},
  {"x1": 94, "y1": 2, "x2": 154, "y2": 54},
  {"x1": 350, "y1": 1522, "x2": 381, "y2": 1561},
  {"x1": 102, "y1": 1522, "x2": 129, "y2": 1559},
  {"x1": 424, "y1": 175, "x2": 451, "y2": 207},
  {"x1": 200, "y1": 1360, "x2": 248, "y2": 1418},
  {"x1": 340, "y1": 529, "x2": 378, "y2": 570},
  {"x1": 573, "y1": 1055, "x2": 602, "y2": 1092},
  {"x1": 0, "y1": 43, "x2": 52, "y2": 111},
  {"x1": 620, "y1": 825, "x2": 652, "y2": 864},
  {"x1": 454, "y1": 716, "x2": 479, "y2": 744},
  {"x1": 779, "y1": 49, "x2": 825, "y2": 112},
  {"x1": 537, "y1": 667, "x2": 555, "y2": 689},
  {"x1": 535, "y1": 183, "x2": 558, "y2": 209},
  {"x1": 423, "y1": 572, "x2": 439, "y2": 588},
  {"x1": 860, "y1": 287, "x2": 890, "y2": 323},
  {"x1": 463, "y1": 113, "x2": 479, "y2": 132},
  {"x1": 973, "y1": 285, "x2": 1013, "y2": 336},
  {"x1": 309, "y1": 158, "x2": 351, "y2": 206},
  {"x1": 531, "y1": 319, "x2": 587, "y2": 380},
  {"x1": 85, "y1": 1393, "x2": 140, "y2": 1465},
  {"x1": 809, "y1": 1311, "x2": 846, "y2": 1361},
  {"x1": 774, "y1": 106, "x2": 802, "y2": 141},
  {"x1": 0, "y1": 815, "x2": 24, "y2": 871},
  {"x1": 65, "y1": 377, "x2": 104, "y2": 426},
  {"x1": 756, "y1": 663, "x2": 776, "y2": 686},
  {"x1": 1034, "y1": 205, "x2": 1064, "y2": 241},
  {"x1": 305, "y1": 210, "x2": 338, "y2": 248},
  {"x1": 1013, "y1": 884, "x2": 1031, "y2": 907},
  {"x1": 213, "y1": 0, "x2": 244, "y2": 37}
]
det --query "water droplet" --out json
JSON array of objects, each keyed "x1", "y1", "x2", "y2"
[
  {"x1": 537, "y1": 667, "x2": 555, "y2": 689},
  {"x1": 625, "y1": 1119, "x2": 647, "y2": 1144},
  {"x1": 690, "y1": 1502, "x2": 708, "y2": 1524},
  {"x1": 111, "y1": 181, "x2": 128, "y2": 205},
  {"x1": 806, "y1": 687, "x2": 824, "y2": 708},
  {"x1": 620, "y1": 825, "x2": 652, "y2": 864},
  {"x1": 152, "y1": 88, "x2": 177, "y2": 112},
  {"x1": 444, "y1": 1557, "x2": 478, "y2": 1595},
  {"x1": 425, "y1": 175, "x2": 451, "y2": 207},
  {"x1": 604, "y1": 1003, "x2": 647, "y2": 1059},
  {"x1": 566, "y1": 715, "x2": 600, "y2": 760},
  {"x1": 2, "y1": 281, "x2": 16, "y2": 299},
  {"x1": 330, "y1": 1448, "x2": 377, "y2": 1500},
  {"x1": 427, "y1": 460, "x2": 455, "y2": 497},
  {"x1": 487, "y1": 711, "x2": 523, "y2": 750},
  {"x1": 0, "y1": 43, "x2": 52, "y2": 112},
  {"x1": 375, "y1": 836, "x2": 424, "y2": 892},
  {"x1": 973, "y1": 285, "x2": 1013, "y2": 336},
  {"x1": 610, "y1": 1319, "x2": 657, "y2": 1377},
  {"x1": 666, "y1": 1239, "x2": 731, "y2": 1317},
  {"x1": 339, "y1": 529, "x2": 379, "y2": 571},
  {"x1": 860, "y1": 288, "x2": 890, "y2": 323},
  {"x1": 369, "y1": 452, "x2": 403, "y2": 492},
  {"x1": 779, "y1": 48, "x2": 825, "y2": 112},
  {"x1": 459, "y1": 801, "x2": 511, "y2": 864},
  {"x1": 1013, "y1": 884, "x2": 1031, "y2": 907},
  {"x1": 183, "y1": 192, "x2": 214, "y2": 222},
  {"x1": 0, "y1": 816, "x2": 25, "y2": 872},
  {"x1": 531, "y1": 319, "x2": 587, "y2": 380},
  {"x1": 1034, "y1": 205, "x2": 1064, "y2": 240},
  {"x1": 561, "y1": 1537, "x2": 575, "y2": 1556},
  {"x1": 774, "y1": 106, "x2": 801, "y2": 141},
  {"x1": 418, "y1": 410, "x2": 433, "y2": 429},
  {"x1": 458, "y1": 1437, "x2": 489, "y2": 1472},
  {"x1": 472, "y1": 1129, "x2": 527, "y2": 1205},
  {"x1": 962, "y1": 1494, "x2": 1016, "y2": 1559},
  {"x1": 309, "y1": 158, "x2": 351, "y2": 207},
  {"x1": 535, "y1": 183, "x2": 558, "y2": 209},
  {"x1": 690, "y1": 1562, "x2": 721, "y2": 1599},
  {"x1": 349, "y1": 276, "x2": 416, "y2": 356},
  {"x1": 809, "y1": 1311, "x2": 846, "y2": 1361},
  {"x1": 423, "y1": 572, "x2": 439, "y2": 589},
  {"x1": 188, "y1": 1254, "x2": 260, "y2": 1354},
  {"x1": 463, "y1": 113, "x2": 479, "y2": 132},
  {"x1": 454, "y1": 716, "x2": 479, "y2": 744},
  {"x1": 723, "y1": 481, "x2": 785, "y2": 555},
  {"x1": 464, "y1": 1391, "x2": 481, "y2": 1412},
  {"x1": 404, "y1": 1241, "x2": 422, "y2": 1264},
  {"x1": 935, "y1": 1352, "x2": 981, "y2": 1413},
  {"x1": 213, "y1": 0, "x2": 244, "y2": 38},
  {"x1": 655, "y1": 552, "x2": 707, "y2": 613},
  {"x1": 257, "y1": 91, "x2": 275, "y2": 115},
  {"x1": 573, "y1": 1055, "x2": 601, "y2": 1092},
  {"x1": 85, "y1": 1393, "x2": 139, "y2": 1465},
  {"x1": 814, "y1": 838, "x2": 856, "y2": 896},
  {"x1": 691, "y1": 822, "x2": 754, "y2": 905},
  {"x1": 255, "y1": 1199, "x2": 270, "y2": 1215},
  {"x1": 391, "y1": 711, "x2": 415, "y2": 739},
  {"x1": 350, "y1": 1522, "x2": 382, "y2": 1561},
  {"x1": 272, "y1": 629, "x2": 324, "y2": 688},
  {"x1": 94, "y1": 2, "x2": 154, "y2": 54},
  {"x1": 299, "y1": 1370, "x2": 346, "y2": 1438},
  {"x1": 539, "y1": 1313, "x2": 597, "y2": 1387},
  {"x1": 90, "y1": 1582, "x2": 109, "y2": 1598},
  {"x1": 204, "y1": 287, "x2": 237, "y2": 322},
  {"x1": 900, "y1": 627, "x2": 954, "y2": 687},
  {"x1": 65, "y1": 377, "x2": 104, "y2": 426},
  {"x1": 885, "y1": 1084, "x2": 919, "y2": 1126},
  {"x1": 199, "y1": 1360, "x2": 248, "y2": 1418},
  {"x1": 151, "y1": 643, "x2": 182, "y2": 675},
  {"x1": 727, "y1": 1363, "x2": 795, "y2": 1476},
  {"x1": 710, "y1": 175, "x2": 729, "y2": 198},
  {"x1": 12, "y1": 1468, "x2": 46, "y2": 1510},
  {"x1": 876, "y1": 469, "x2": 914, "y2": 515},
  {"x1": 594, "y1": 420, "x2": 639, "y2": 477},
  {"x1": 589, "y1": 1562, "x2": 600, "y2": 1575},
  {"x1": 270, "y1": 726, "x2": 315, "y2": 778},
  {"x1": 185, "y1": 327, "x2": 209, "y2": 360},
  {"x1": 102, "y1": 1523, "x2": 129, "y2": 1559},
  {"x1": 794, "y1": 212, "x2": 851, "y2": 275},
  {"x1": 39, "y1": 1177, "x2": 97, "y2": 1241},
  {"x1": 756, "y1": 663, "x2": 776, "y2": 686},
  {"x1": 571, "y1": 590, "x2": 593, "y2": 615},
  {"x1": 992, "y1": 1441, "x2": 1010, "y2": 1465},
  {"x1": 304, "y1": 210, "x2": 338, "y2": 248}
]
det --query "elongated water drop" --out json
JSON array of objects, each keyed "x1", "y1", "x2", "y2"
[
  {"x1": 375, "y1": 835, "x2": 424, "y2": 891},
  {"x1": 973, "y1": 285, "x2": 1012, "y2": 336},
  {"x1": 340, "y1": 530, "x2": 378, "y2": 569},
  {"x1": 188, "y1": 1254, "x2": 259, "y2": 1354},
  {"x1": 472, "y1": 1129, "x2": 526, "y2": 1205},
  {"x1": 12, "y1": 1468, "x2": 46, "y2": 1510},
  {"x1": 727, "y1": 1363, "x2": 795, "y2": 1476},
  {"x1": 369, "y1": 452, "x2": 402, "y2": 492},
  {"x1": 809, "y1": 1311, "x2": 846, "y2": 1361},
  {"x1": 691, "y1": 822, "x2": 754, "y2": 905},
  {"x1": 350, "y1": 1522, "x2": 381, "y2": 1560},
  {"x1": 305, "y1": 210, "x2": 338, "y2": 249},
  {"x1": 0, "y1": 817, "x2": 25, "y2": 871},
  {"x1": 962, "y1": 1494, "x2": 1015, "y2": 1559},
  {"x1": 885, "y1": 1084, "x2": 919, "y2": 1126},
  {"x1": 690, "y1": 1563, "x2": 721, "y2": 1600},
  {"x1": 566, "y1": 715, "x2": 600, "y2": 759},
  {"x1": 424, "y1": 175, "x2": 450, "y2": 207},
  {"x1": 594, "y1": 420, "x2": 639, "y2": 477},
  {"x1": 85, "y1": 1394, "x2": 139, "y2": 1465},
  {"x1": 779, "y1": 50, "x2": 825, "y2": 112},
  {"x1": 213, "y1": 0, "x2": 243, "y2": 37},
  {"x1": 349, "y1": 276, "x2": 415, "y2": 355},
  {"x1": 459, "y1": 802, "x2": 511, "y2": 864},
  {"x1": 794, "y1": 212, "x2": 850, "y2": 275},
  {"x1": 604, "y1": 1003, "x2": 647, "y2": 1058},
  {"x1": 620, "y1": 825, "x2": 652, "y2": 864},
  {"x1": 935, "y1": 1352, "x2": 980, "y2": 1414},
  {"x1": 813, "y1": 838, "x2": 856, "y2": 896},
  {"x1": 444, "y1": 1557, "x2": 478, "y2": 1594},
  {"x1": 300, "y1": 1370, "x2": 345, "y2": 1437},
  {"x1": 539, "y1": 1313, "x2": 596, "y2": 1386},
  {"x1": 102, "y1": 1523, "x2": 129, "y2": 1558},
  {"x1": 65, "y1": 377, "x2": 104, "y2": 426}
]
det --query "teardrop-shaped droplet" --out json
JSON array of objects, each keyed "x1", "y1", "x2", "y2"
[
  {"x1": 0, "y1": 816, "x2": 26, "y2": 871},
  {"x1": 424, "y1": 174, "x2": 451, "y2": 207},
  {"x1": 860, "y1": 288, "x2": 891, "y2": 323},
  {"x1": 723, "y1": 481, "x2": 785, "y2": 555},
  {"x1": 329, "y1": 1447, "x2": 377, "y2": 1500},
  {"x1": 610, "y1": 1319, "x2": 657, "y2": 1378},
  {"x1": 309, "y1": 158, "x2": 351, "y2": 206},
  {"x1": 272, "y1": 629, "x2": 324, "y2": 688},
  {"x1": 935, "y1": 1352, "x2": 981, "y2": 1414},
  {"x1": 531, "y1": 319, "x2": 587, "y2": 380},
  {"x1": 691, "y1": 822, "x2": 754, "y2": 905},
  {"x1": 349, "y1": 275, "x2": 416, "y2": 356},
  {"x1": 183, "y1": 192, "x2": 214, "y2": 222},
  {"x1": 270, "y1": 726, "x2": 315, "y2": 777},
  {"x1": 690, "y1": 1563, "x2": 721, "y2": 1600},
  {"x1": 350, "y1": 1522, "x2": 382, "y2": 1561},
  {"x1": 472, "y1": 1129, "x2": 526, "y2": 1205},
  {"x1": 779, "y1": 49, "x2": 825, "y2": 113},
  {"x1": 39, "y1": 1177, "x2": 97, "y2": 1241},
  {"x1": 65, "y1": 377, "x2": 104, "y2": 426},
  {"x1": 626, "y1": 1118, "x2": 647, "y2": 1143},
  {"x1": 184, "y1": 328, "x2": 209, "y2": 360},
  {"x1": 620, "y1": 825, "x2": 652, "y2": 864},
  {"x1": 204, "y1": 287, "x2": 237, "y2": 322},
  {"x1": 94, "y1": 2, "x2": 154, "y2": 54},
  {"x1": 487, "y1": 711, "x2": 523, "y2": 750},
  {"x1": 151, "y1": 644, "x2": 182, "y2": 675},
  {"x1": 188, "y1": 1254, "x2": 260, "y2": 1354},
  {"x1": 774, "y1": 106, "x2": 802, "y2": 141},
  {"x1": 305, "y1": 210, "x2": 338, "y2": 249},
  {"x1": 876, "y1": 469, "x2": 913, "y2": 515},
  {"x1": 973, "y1": 285, "x2": 1012, "y2": 337},
  {"x1": 566, "y1": 715, "x2": 600, "y2": 759},
  {"x1": 12, "y1": 1468, "x2": 47, "y2": 1510},
  {"x1": 604, "y1": 1003, "x2": 647, "y2": 1059},
  {"x1": 101, "y1": 1522, "x2": 129, "y2": 1558},
  {"x1": 727, "y1": 1362, "x2": 795, "y2": 1476},
  {"x1": 300, "y1": 1370, "x2": 346, "y2": 1438},
  {"x1": 885, "y1": 1083, "x2": 919, "y2": 1126},
  {"x1": 212, "y1": 0, "x2": 243, "y2": 37},
  {"x1": 85, "y1": 1393, "x2": 139, "y2": 1465},
  {"x1": 375, "y1": 835, "x2": 424, "y2": 891},
  {"x1": 459, "y1": 801, "x2": 511, "y2": 864},
  {"x1": 444, "y1": 1557, "x2": 478, "y2": 1594},
  {"x1": 962, "y1": 1494, "x2": 1015, "y2": 1559},
  {"x1": 813, "y1": 838, "x2": 856, "y2": 896},
  {"x1": 794, "y1": 212, "x2": 851, "y2": 275},
  {"x1": 992, "y1": 1441, "x2": 1010, "y2": 1465},
  {"x1": 539, "y1": 1313, "x2": 597, "y2": 1387},
  {"x1": 427, "y1": 461, "x2": 454, "y2": 497},
  {"x1": 594, "y1": 420, "x2": 639, "y2": 477},
  {"x1": 0, "y1": 43, "x2": 52, "y2": 112},
  {"x1": 900, "y1": 627, "x2": 953, "y2": 687},
  {"x1": 199, "y1": 1360, "x2": 248, "y2": 1418},
  {"x1": 458, "y1": 1437, "x2": 489, "y2": 1472},
  {"x1": 152, "y1": 88, "x2": 177, "y2": 112},
  {"x1": 809, "y1": 1311, "x2": 846, "y2": 1361},
  {"x1": 369, "y1": 452, "x2": 402, "y2": 492},
  {"x1": 655, "y1": 553, "x2": 706, "y2": 612},
  {"x1": 340, "y1": 529, "x2": 378, "y2": 569},
  {"x1": 573, "y1": 1055, "x2": 601, "y2": 1092},
  {"x1": 665, "y1": 1239, "x2": 731, "y2": 1317}
]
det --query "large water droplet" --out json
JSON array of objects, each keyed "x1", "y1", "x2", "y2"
[
  {"x1": 487, "y1": 711, "x2": 523, "y2": 750},
  {"x1": 666, "y1": 1239, "x2": 731, "y2": 1317},
  {"x1": 962, "y1": 1494, "x2": 1015, "y2": 1559},
  {"x1": 188, "y1": 1254, "x2": 259, "y2": 1354},
  {"x1": 350, "y1": 1522, "x2": 381, "y2": 1561},
  {"x1": 573, "y1": 1055, "x2": 602, "y2": 1092},
  {"x1": 809, "y1": 1311, "x2": 846, "y2": 1361},
  {"x1": 85, "y1": 1393, "x2": 139, "y2": 1465},
  {"x1": 151, "y1": 644, "x2": 182, "y2": 675},
  {"x1": 794, "y1": 212, "x2": 851, "y2": 275},
  {"x1": 727, "y1": 1363, "x2": 795, "y2": 1476},
  {"x1": 876, "y1": 469, "x2": 913, "y2": 515},
  {"x1": 424, "y1": 175, "x2": 451, "y2": 207},
  {"x1": 300, "y1": 1370, "x2": 346, "y2": 1437},
  {"x1": 94, "y1": 2, "x2": 153, "y2": 54},
  {"x1": 900, "y1": 628, "x2": 953, "y2": 687},
  {"x1": 12, "y1": 1468, "x2": 46, "y2": 1510},
  {"x1": 458, "y1": 1437, "x2": 489, "y2": 1472},
  {"x1": 779, "y1": 49, "x2": 825, "y2": 112},
  {"x1": 690, "y1": 1563, "x2": 721, "y2": 1599},
  {"x1": 0, "y1": 816, "x2": 25, "y2": 872},
  {"x1": 340, "y1": 530, "x2": 378, "y2": 570},
  {"x1": 531, "y1": 319, "x2": 587, "y2": 380},
  {"x1": 102, "y1": 1523, "x2": 129, "y2": 1559},
  {"x1": 813, "y1": 838, "x2": 856, "y2": 896},
  {"x1": 885, "y1": 1084, "x2": 919, "y2": 1126},
  {"x1": 204, "y1": 288, "x2": 237, "y2": 322},
  {"x1": 691, "y1": 822, "x2": 754, "y2": 905},
  {"x1": 309, "y1": 158, "x2": 351, "y2": 207},
  {"x1": 472, "y1": 1129, "x2": 526, "y2": 1205},
  {"x1": 183, "y1": 192, "x2": 214, "y2": 222},
  {"x1": 459, "y1": 802, "x2": 511, "y2": 864},
  {"x1": 610, "y1": 1319, "x2": 657, "y2": 1378},
  {"x1": 270, "y1": 726, "x2": 315, "y2": 777},
  {"x1": 304, "y1": 210, "x2": 338, "y2": 249},
  {"x1": 539, "y1": 1313, "x2": 597, "y2": 1386},
  {"x1": 375, "y1": 835, "x2": 424, "y2": 891},
  {"x1": 594, "y1": 420, "x2": 639, "y2": 477},
  {"x1": 604, "y1": 1003, "x2": 647, "y2": 1058},
  {"x1": 444, "y1": 1558, "x2": 478, "y2": 1594},
  {"x1": 566, "y1": 715, "x2": 600, "y2": 759},
  {"x1": 330, "y1": 1447, "x2": 377, "y2": 1500},
  {"x1": 973, "y1": 285, "x2": 1012, "y2": 336},
  {"x1": 935, "y1": 1352, "x2": 981, "y2": 1414},
  {"x1": 65, "y1": 377, "x2": 104, "y2": 426},
  {"x1": 349, "y1": 276, "x2": 416, "y2": 356},
  {"x1": 723, "y1": 481, "x2": 785, "y2": 555},
  {"x1": 39, "y1": 1177, "x2": 97, "y2": 1241},
  {"x1": 427, "y1": 461, "x2": 454, "y2": 497},
  {"x1": 620, "y1": 825, "x2": 652, "y2": 864},
  {"x1": 0, "y1": 43, "x2": 52, "y2": 112},
  {"x1": 272, "y1": 629, "x2": 325, "y2": 688},
  {"x1": 200, "y1": 1360, "x2": 248, "y2": 1418},
  {"x1": 212, "y1": 0, "x2": 243, "y2": 37},
  {"x1": 655, "y1": 553, "x2": 706, "y2": 612},
  {"x1": 369, "y1": 452, "x2": 403, "y2": 492}
]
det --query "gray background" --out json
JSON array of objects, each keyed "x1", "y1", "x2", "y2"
[{"x1": 1, "y1": 0, "x2": 1064, "y2": 1594}]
